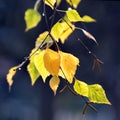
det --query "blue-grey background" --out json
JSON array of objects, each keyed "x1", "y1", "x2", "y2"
[{"x1": 0, "y1": 0, "x2": 120, "y2": 120}]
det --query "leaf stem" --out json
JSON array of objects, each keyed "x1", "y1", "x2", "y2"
[
  {"x1": 56, "y1": 9, "x2": 66, "y2": 13},
  {"x1": 34, "y1": 0, "x2": 41, "y2": 11},
  {"x1": 81, "y1": 96, "x2": 98, "y2": 114}
]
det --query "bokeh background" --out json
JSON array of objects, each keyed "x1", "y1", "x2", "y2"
[{"x1": 0, "y1": 0, "x2": 120, "y2": 120}]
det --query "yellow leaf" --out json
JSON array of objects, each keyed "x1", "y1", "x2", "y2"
[
  {"x1": 34, "y1": 50, "x2": 50, "y2": 82},
  {"x1": 82, "y1": 15, "x2": 96, "y2": 23},
  {"x1": 51, "y1": 19, "x2": 64, "y2": 42},
  {"x1": 59, "y1": 51, "x2": 79, "y2": 83},
  {"x1": 74, "y1": 79, "x2": 88, "y2": 97},
  {"x1": 66, "y1": 9, "x2": 84, "y2": 22},
  {"x1": 35, "y1": 31, "x2": 53, "y2": 48},
  {"x1": 66, "y1": 0, "x2": 81, "y2": 8},
  {"x1": 6, "y1": 66, "x2": 18, "y2": 90},
  {"x1": 56, "y1": 0, "x2": 61, "y2": 6},
  {"x1": 44, "y1": 49, "x2": 60, "y2": 76},
  {"x1": 60, "y1": 22, "x2": 75, "y2": 43},
  {"x1": 45, "y1": 0, "x2": 56, "y2": 9},
  {"x1": 74, "y1": 79, "x2": 111, "y2": 105},
  {"x1": 49, "y1": 76, "x2": 60, "y2": 95},
  {"x1": 51, "y1": 19, "x2": 75, "y2": 43}
]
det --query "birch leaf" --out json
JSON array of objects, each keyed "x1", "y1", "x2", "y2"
[
  {"x1": 59, "y1": 51, "x2": 79, "y2": 83},
  {"x1": 82, "y1": 15, "x2": 96, "y2": 23},
  {"x1": 51, "y1": 19, "x2": 75, "y2": 43},
  {"x1": 56, "y1": 0, "x2": 61, "y2": 6},
  {"x1": 27, "y1": 48, "x2": 40, "y2": 85},
  {"x1": 25, "y1": 9, "x2": 41, "y2": 31},
  {"x1": 66, "y1": 9, "x2": 84, "y2": 22},
  {"x1": 35, "y1": 31, "x2": 53, "y2": 48},
  {"x1": 45, "y1": 0, "x2": 56, "y2": 9},
  {"x1": 6, "y1": 66, "x2": 18, "y2": 90},
  {"x1": 44, "y1": 49, "x2": 60, "y2": 76},
  {"x1": 73, "y1": 79, "x2": 88, "y2": 97},
  {"x1": 66, "y1": 0, "x2": 81, "y2": 8},
  {"x1": 27, "y1": 62, "x2": 40, "y2": 85},
  {"x1": 34, "y1": 50, "x2": 50, "y2": 82},
  {"x1": 74, "y1": 79, "x2": 111, "y2": 105},
  {"x1": 49, "y1": 76, "x2": 60, "y2": 95},
  {"x1": 88, "y1": 84, "x2": 111, "y2": 105}
]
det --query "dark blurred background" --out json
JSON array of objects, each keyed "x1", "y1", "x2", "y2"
[{"x1": 0, "y1": 0, "x2": 120, "y2": 120}]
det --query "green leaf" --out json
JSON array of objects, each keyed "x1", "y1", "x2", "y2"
[
  {"x1": 27, "y1": 48, "x2": 40, "y2": 85},
  {"x1": 34, "y1": 50, "x2": 50, "y2": 82},
  {"x1": 88, "y1": 84, "x2": 111, "y2": 105},
  {"x1": 73, "y1": 79, "x2": 88, "y2": 97},
  {"x1": 82, "y1": 15, "x2": 96, "y2": 23},
  {"x1": 66, "y1": 0, "x2": 81, "y2": 8},
  {"x1": 27, "y1": 62, "x2": 40, "y2": 85},
  {"x1": 45, "y1": 0, "x2": 56, "y2": 9},
  {"x1": 25, "y1": 9, "x2": 41, "y2": 31},
  {"x1": 66, "y1": 9, "x2": 84, "y2": 22},
  {"x1": 74, "y1": 79, "x2": 111, "y2": 105}
]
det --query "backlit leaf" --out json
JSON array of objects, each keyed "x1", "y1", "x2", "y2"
[
  {"x1": 66, "y1": 9, "x2": 84, "y2": 22},
  {"x1": 27, "y1": 48, "x2": 40, "y2": 85},
  {"x1": 25, "y1": 9, "x2": 41, "y2": 31},
  {"x1": 88, "y1": 84, "x2": 111, "y2": 105},
  {"x1": 44, "y1": 49, "x2": 60, "y2": 76},
  {"x1": 45, "y1": 0, "x2": 56, "y2": 9},
  {"x1": 73, "y1": 79, "x2": 88, "y2": 97},
  {"x1": 35, "y1": 31, "x2": 53, "y2": 48},
  {"x1": 34, "y1": 50, "x2": 50, "y2": 82},
  {"x1": 49, "y1": 76, "x2": 60, "y2": 95},
  {"x1": 51, "y1": 20, "x2": 63, "y2": 42},
  {"x1": 51, "y1": 19, "x2": 75, "y2": 43},
  {"x1": 74, "y1": 79, "x2": 111, "y2": 105},
  {"x1": 59, "y1": 51, "x2": 79, "y2": 83},
  {"x1": 60, "y1": 22, "x2": 75, "y2": 43},
  {"x1": 82, "y1": 15, "x2": 96, "y2": 23},
  {"x1": 27, "y1": 62, "x2": 40, "y2": 85},
  {"x1": 66, "y1": 0, "x2": 81, "y2": 8},
  {"x1": 6, "y1": 66, "x2": 18, "y2": 90}
]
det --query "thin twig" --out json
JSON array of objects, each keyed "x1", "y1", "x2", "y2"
[
  {"x1": 16, "y1": 33, "x2": 49, "y2": 70},
  {"x1": 43, "y1": 0, "x2": 50, "y2": 30},
  {"x1": 55, "y1": 9, "x2": 103, "y2": 64},
  {"x1": 81, "y1": 96, "x2": 98, "y2": 114}
]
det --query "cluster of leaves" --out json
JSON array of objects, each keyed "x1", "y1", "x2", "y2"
[{"x1": 6, "y1": 0, "x2": 111, "y2": 115}]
